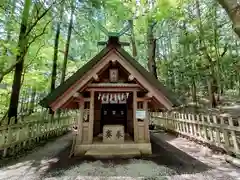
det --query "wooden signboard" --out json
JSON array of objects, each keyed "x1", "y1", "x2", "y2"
[
  {"x1": 136, "y1": 110, "x2": 146, "y2": 119},
  {"x1": 98, "y1": 92, "x2": 129, "y2": 104}
]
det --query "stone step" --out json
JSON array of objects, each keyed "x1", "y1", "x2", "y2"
[{"x1": 85, "y1": 148, "x2": 141, "y2": 158}]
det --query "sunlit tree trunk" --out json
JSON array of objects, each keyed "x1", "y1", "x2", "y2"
[
  {"x1": 147, "y1": 21, "x2": 157, "y2": 79},
  {"x1": 8, "y1": 0, "x2": 31, "y2": 123},
  {"x1": 50, "y1": 7, "x2": 63, "y2": 115},
  {"x1": 28, "y1": 88, "x2": 36, "y2": 115},
  {"x1": 61, "y1": 1, "x2": 74, "y2": 84},
  {"x1": 129, "y1": 20, "x2": 137, "y2": 57},
  {"x1": 196, "y1": 0, "x2": 217, "y2": 108}
]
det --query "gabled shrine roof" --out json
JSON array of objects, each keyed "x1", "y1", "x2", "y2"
[{"x1": 40, "y1": 41, "x2": 181, "y2": 109}]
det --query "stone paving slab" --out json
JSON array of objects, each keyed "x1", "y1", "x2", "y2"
[{"x1": 151, "y1": 132, "x2": 240, "y2": 180}]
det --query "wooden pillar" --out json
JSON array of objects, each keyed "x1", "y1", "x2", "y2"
[
  {"x1": 133, "y1": 91, "x2": 138, "y2": 142},
  {"x1": 88, "y1": 90, "x2": 94, "y2": 143},
  {"x1": 144, "y1": 100, "x2": 150, "y2": 142},
  {"x1": 77, "y1": 101, "x2": 84, "y2": 144}
]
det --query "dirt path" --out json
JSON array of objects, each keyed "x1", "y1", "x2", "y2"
[
  {"x1": 0, "y1": 134, "x2": 72, "y2": 180},
  {"x1": 0, "y1": 132, "x2": 240, "y2": 180}
]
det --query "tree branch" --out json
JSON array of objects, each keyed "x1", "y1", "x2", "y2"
[
  {"x1": 25, "y1": 0, "x2": 58, "y2": 37},
  {"x1": 0, "y1": 19, "x2": 51, "y2": 83},
  {"x1": 220, "y1": 44, "x2": 228, "y2": 57},
  {"x1": 25, "y1": 43, "x2": 45, "y2": 71},
  {"x1": 0, "y1": 55, "x2": 24, "y2": 83},
  {"x1": 27, "y1": 19, "x2": 52, "y2": 47}
]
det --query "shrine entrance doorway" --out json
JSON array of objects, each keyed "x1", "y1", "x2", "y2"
[{"x1": 100, "y1": 104, "x2": 127, "y2": 133}]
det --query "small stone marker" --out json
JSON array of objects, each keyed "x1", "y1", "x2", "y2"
[{"x1": 103, "y1": 125, "x2": 124, "y2": 144}]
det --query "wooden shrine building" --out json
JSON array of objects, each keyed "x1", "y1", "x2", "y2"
[{"x1": 40, "y1": 35, "x2": 180, "y2": 157}]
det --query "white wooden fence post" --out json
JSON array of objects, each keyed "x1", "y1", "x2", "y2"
[
  {"x1": 188, "y1": 114, "x2": 193, "y2": 136},
  {"x1": 228, "y1": 116, "x2": 240, "y2": 154},
  {"x1": 220, "y1": 116, "x2": 230, "y2": 151},
  {"x1": 213, "y1": 115, "x2": 221, "y2": 145},
  {"x1": 201, "y1": 114, "x2": 208, "y2": 140},
  {"x1": 207, "y1": 115, "x2": 213, "y2": 142},
  {"x1": 184, "y1": 114, "x2": 189, "y2": 133},
  {"x1": 192, "y1": 114, "x2": 197, "y2": 137},
  {"x1": 196, "y1": 114, "x2": 200, "y2": 137}
]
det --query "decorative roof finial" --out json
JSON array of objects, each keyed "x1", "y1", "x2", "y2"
[{"x1": 94, "y1": 20, "x2": 131, "y2": 47}]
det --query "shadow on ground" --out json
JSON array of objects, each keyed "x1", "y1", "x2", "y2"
[{"x1": 42, "y1": 134, "x2": 211, "y2": 178}]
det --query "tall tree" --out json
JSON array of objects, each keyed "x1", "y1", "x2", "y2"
[
  {"x1": 8, "y1": 0, "x2": 32, "y2": 123},
  {"x1": 49, "y1": 6, "x2": 64, "y2": 115},
  {"x1": 129, "y1": 20, "x2": 137, "y2": 57},
  {"x1": 61, "y1": 1, "x2": 74, "y2": 84},
  {"x1": 147, "y1": 20, "x2": 158, "y2": 79}
]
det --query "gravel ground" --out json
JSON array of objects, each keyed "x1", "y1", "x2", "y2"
[{"x1": 0, "y1": 132, "x2": 240, "y2": 180}]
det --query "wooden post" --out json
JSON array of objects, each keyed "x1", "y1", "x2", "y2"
[
  {"x1": 207, "y1": 115, "x2": 213, "y2": 141},
  {"x1": 213, "y1": 115, "x2": 221, "y2": 145},
  {"x1": 188, "y1": 114, "x2": 193, "y2": 135},
  {"x1": 228, "y1": 116, "x2": 239, "y2": 154},
  {"x1": 196, "y1": 114, "x2": 201, "y2": 136},
  {"x1": 88, "y1": 90, "x2": 94, "y2": 143},
  {"x1": 192, "y1": 114, "x2": 197, "y2": 137},
  {"x1": 143, "y1": 100, "x2": 150, "y2": 142},
  {"x1": 220, "y1": 116, "x2": 230, "y2": 149},
  {"x1": 133, "y1": 91, "x2": 138, "y2": 142},
  {"x1": 201, "y1": 115, "x2": 208, "y2": 140},
  {"x1": 76, "y1": 101, "x2": 84, "y2": 144}
]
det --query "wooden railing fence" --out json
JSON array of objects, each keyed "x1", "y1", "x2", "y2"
[
  {"x1": 0, "y1": 111, "x2": 74, "y2": 158},
  {"x1": 151, "y1": 112, "x2": 240, "y2": 157}
]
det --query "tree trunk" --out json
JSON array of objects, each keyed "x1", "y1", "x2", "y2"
[
  {"x1": 50, "y1": 8, "x2": 63, "y2": 114},
  {"x1": 217, "y1": 0, "x2": 240, "y2": 37},
  {"x1": 28, "y1": 88, "x2": 36, "y2": 115},
  {"x1": 196, "y1": 0, "x2": 217, "y2": 108},
  {"x1": 238, "y1": 74, "x2": 240, "y2": 96},
  {"x1": 129, "y1": 20, "x2": 137, "y2": 57},
  {"x1": 212, "y1": 2, "x2": 222, "y2": 102},
  {"x1": 192, "y1": 77, "x2": 197, "y2": 103},
  {"x1": 147, "y1": 21, "x2": 158, "y2": 79},
  {"x1": 7, "y1": 0, "x2": 31, "y2": 123},
  {"x1": 60, "y1": 1, "x2": 74, "y2": 84}
]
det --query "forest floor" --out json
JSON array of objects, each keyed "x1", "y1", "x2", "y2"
[
  {"x1": 0, "y1": 132, "x2": 240, "y2": 180},
  {"x1": 177, "y1": 95, "x2": 240, "y2": 118}
]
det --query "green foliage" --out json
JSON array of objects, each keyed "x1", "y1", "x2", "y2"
[{"x1": 0, "y1": 0, "x2": 239, "y2": 117}]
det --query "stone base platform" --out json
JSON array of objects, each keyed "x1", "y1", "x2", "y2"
[
  {"x1": 85, "y1": 147, "x2": 141, "y2": 158},
  {"x1": 74, "y1": 142, "x2": 152, "y2": 157},
  {"x1": 74, "y1": 133, "x2": 152, "y2": 157}
]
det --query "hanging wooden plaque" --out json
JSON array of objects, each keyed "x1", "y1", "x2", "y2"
[{"x1": 109, "y1": 69, "x2": 118, "y2": 82}]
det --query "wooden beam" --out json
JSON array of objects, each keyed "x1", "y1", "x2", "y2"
[
  {"x1": 88, "y1": 91, "x2": 94, "y2": 143},
  {"x1": 87, "y1": 83, "x2": 141, "y2": 88},
  {"x1": 144, "y1": 100, "x2": 150, "y2": 143},
  {"x1": 137, "y1": 97, "x2": 152, "y2": 101},
  {"x1": 133, "y1": 90, "x2": 138, "y2": 142},
  {"x1": 98, "y1": 41, "x2": 130, "y2": 46},
  {"x1": 61, "y1": 97, "x2": 74, "y2": 109},
  {"x1": 76, "y1": 102, "x2": 84, "y2": 145},
  {"x1": 85, "y1": 87, "x2": 141, "y2": 92}
]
